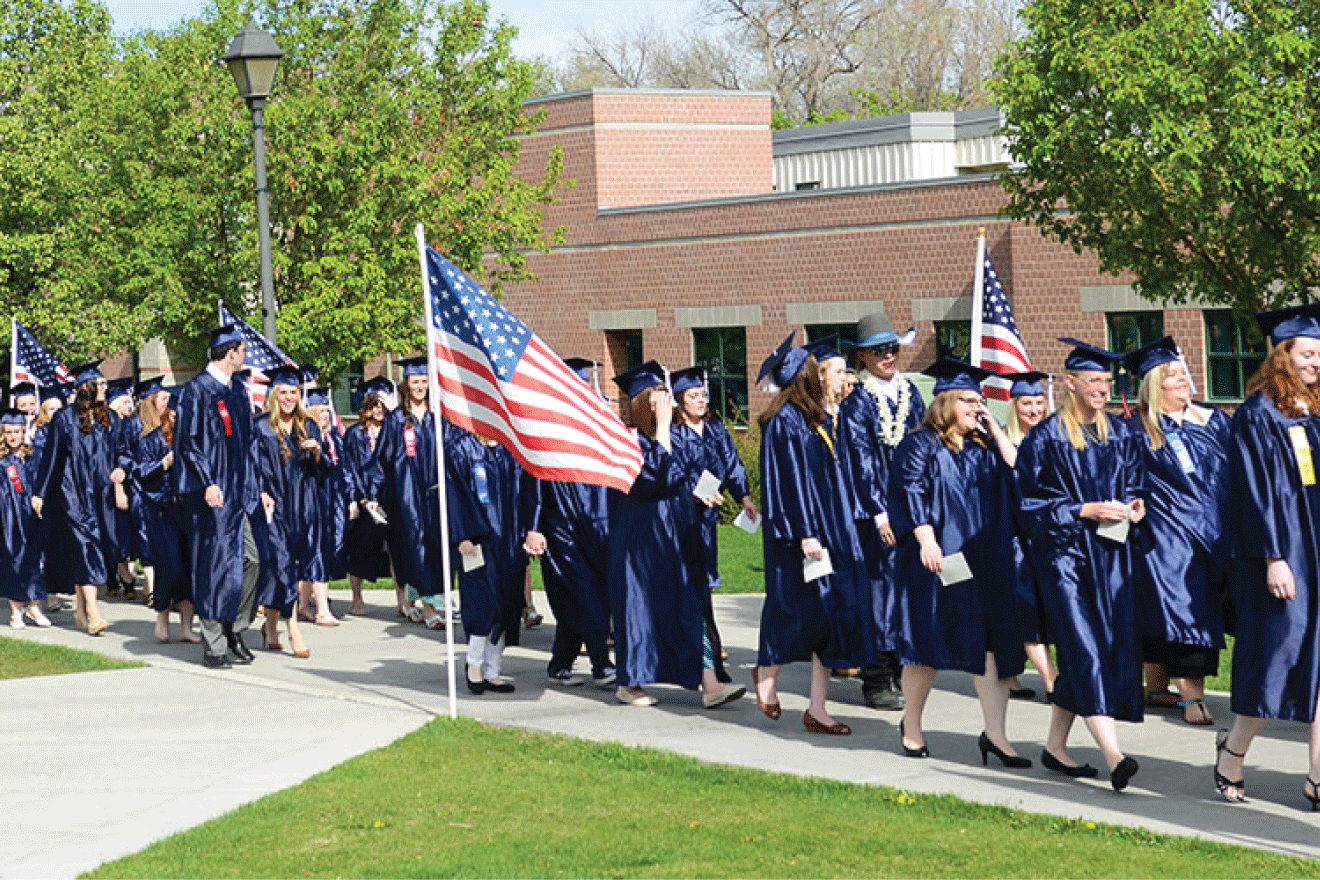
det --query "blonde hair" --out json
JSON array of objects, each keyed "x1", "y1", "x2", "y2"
[
  {"x1": 919, "y1": 390, "x2": 988, "y2": 451},
  {"x1": 138, "y1": 390, "x2": 165, "y2": 437},
  {"x1": 263, "y1": 389, "x2": 315, "y2": 462},
  {"x1": 1005, "y1": 393, "x2": 1049, "y2": 446},
  {"x1": 1136, "y1": 363, "x2": 1207, "y2": 450},
  {"x1": 1058, "y1": 372, "x2": 1110, "y2": 450}
]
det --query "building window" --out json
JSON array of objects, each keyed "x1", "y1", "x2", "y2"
[
  {"x1": 1205, "y1": 309, "x2": 1266, "y2": 400},
  {"x1": 338, "y1": 359, "x2": 365, "y2": 416},
  {"x1": 934, "y1": 320, "x2": 971, "y2": 361},
  {"x1": 692, "y1": 327, "x2": 748, "y2": 423},
  {"x1": 795, "y1": 181, "x2": 820, "y2": 191},
  {"x1": 1106, "y1": 311, "x2": 1164, "y2": 399},
  {"x1": 805, "y1": 323, "x2": 858, "y2": 349}
]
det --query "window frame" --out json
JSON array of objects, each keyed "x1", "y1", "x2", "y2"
[{"x1": 691, "y1": 326, "x2": 749, "y2": 424}]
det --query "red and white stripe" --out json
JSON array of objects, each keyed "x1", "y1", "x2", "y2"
[{"x1": 980, "y1": 325, "x2": 1032, "y2": 401}]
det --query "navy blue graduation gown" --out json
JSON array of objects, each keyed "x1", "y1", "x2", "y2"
[
  {"x1": 33, "y1": 406, "x2": 129, "y2": 594},
  {"x1": 1015, "y1": 413, "x2": 1146, "y2": 721},
  {"x1": 316, "y1": 425, "x2": 349, "y2": 581},
  {"x1": 608, "y1": 432, "x2": 707, "y2": 690},
  {"x1": 368, "y1": 407, "x2": 444, "y2": 596},
  {"x1": 1227, "y1": 393, "x2": 1320, "y2": 722},
  {"x1": 445, "y1": 429, "x2": 530, "y2": 645},
  {"x1": 0, "y1": 452, "x2": 42, "y2": 602},
  {"x1": 673, "y1": 420, "x2": 749, "y2": 590},
  {"x1": 888, "y1": 429, "x2": 1023, "y2": 677},
  {"x1": 758, "y1": 404, "x2": 874, "y2": 669},
  {"x1": 173, "y1": 372, "x2": 258, "y2": 622},
  {"x1": 115, "y1": 413, "x2": 150, "y2": 565},
  {"x1": 1007, "y1": 446, "x2": 1050, "y2": 645},
  {"x1": 254, "y1": 415, "x2": 328, "y2": 616},
  {"x1": 137, "y1": 427, "x2": 190, "y2": 610},
  {"x1": 837, "y1": 379, "x2": 926, "y2": 653},
  {"x1": 342, "y1": 422, "x2": 391, "y2": 581},
  {"x1": 1127, "y1": 408, "x2": 1229, "y2": 650},
  {"x1": 528, "y1": 477, "x2": 612, "y2": 638}
]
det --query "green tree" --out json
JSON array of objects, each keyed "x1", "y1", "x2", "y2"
[
  {"x1": 0, "y1": 0, "x2": 565, "y2": 374},
  {"x1": 994, "y1": 0, "x2": 1320, "y2": 313}
]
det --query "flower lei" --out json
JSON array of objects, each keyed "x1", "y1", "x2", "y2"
[{"x1": 862, "y1": 370, "x2": 911, "y2": 448}]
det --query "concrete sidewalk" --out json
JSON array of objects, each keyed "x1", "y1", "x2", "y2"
[{"x1": 3, "y1": 590, "x2": 1318, "y2": 878}]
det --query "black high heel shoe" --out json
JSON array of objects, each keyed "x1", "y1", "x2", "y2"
[
  {"x1": 1040, "y1": 749, "x2": 1099, "y2": 778},
  {"x1": 1213, "y1": 729, "x2": 1246, "y2": 803},
  {"x1": 1305, "y1": 777, "x2": 1320, "y2": 812},
  {"x1": 979, "y1": 732, "x2": 1031, "y2": 768},
  {"x1": 899, "y1": 719, "x2": 929, "y2": 758}
]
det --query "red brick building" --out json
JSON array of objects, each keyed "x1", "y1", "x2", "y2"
[{"x1": 493, "y1": 88, "x2": 1261, "y2": 418}]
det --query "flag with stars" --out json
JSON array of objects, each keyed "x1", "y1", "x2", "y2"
[
  {"x1": 218, "y1": 302, "x2": 294, "y2": 410},
  {"x1": 13, "y1": 321, "x2": 71, "y2": 387},
  {"x1": 423, "y1": 246, "x2": 642, "y2": 492},
  {"x1": 977, "y1": 252, "x2": 1032, "y2": 401}
]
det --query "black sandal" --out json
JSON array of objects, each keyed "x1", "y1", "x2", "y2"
[
  {"x1": 1305, "y1": 777, "x2": 1320, "y2": 812},
  {"x1": 1213, "y1": 729, "x2": 1246, "y2": 803}
]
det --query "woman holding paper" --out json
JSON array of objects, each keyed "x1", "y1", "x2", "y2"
[
  {"x1": 752, "y1": 336, "x2": 872, "y2": 734},
  {"x1": 1214, "y1": 305, "x2": 1320, "y2": 809},
  {"x1": 888, "y1": 359, "x2": 1027, "y2": 765},
  {"x1": 1015, "y1": 339, "x2": 1146, "y2": 792},
  {"x1": 1122, "y1": 337, "x2": 1228, "y2": 727},
  {"x1": 343, "y1": 378, "x2": 401, "y2": 617}
]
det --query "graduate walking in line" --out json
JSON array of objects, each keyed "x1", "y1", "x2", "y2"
[{"x1": 0, "y1": 409, "x2": 48, "y2": 629}]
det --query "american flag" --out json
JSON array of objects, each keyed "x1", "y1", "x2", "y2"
[
  {"x1": 977, "y1": 252, "x2": 1032, "y2": 401},
  {"x1": 423, "y1": 246, "x2": 642, "y2": 492},
  {"x1": 218, "y1": 302, "x2": 294, "y2": 410},
  {"x1": 13, "y1": 321, "x2": 71, "y2": 387}
]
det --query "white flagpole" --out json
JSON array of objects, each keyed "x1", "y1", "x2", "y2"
[
  {"x1": 416, "y1": 223, "x2": 458, "y2": 720},
  {"x1": 969, "y1": 228, "x2": 987, "y2": 367},
  {"x1": 10, "y1": 316, "x2": 17, "y2": 387}
]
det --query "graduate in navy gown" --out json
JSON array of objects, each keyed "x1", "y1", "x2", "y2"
[
  {"x1": 173, "y1": 326, "x2": 260, "y2": 669},
  {"x1": 444, "y1": 419, "x2": 535, "y2": 694},
  {"x1": 527, "y1": 358, "x2": 615, "y2": 687},
  {"x1": 0, "y1": 409, "x2": 48, "y2": 629},
  {"x1": 609, "y1": 361, "x2": 745, "y2": 709},
  {"x1": 363, "y1": 357, "x2": 447, "y2": 615},
  {"x1": 343, "y1": 377, "x2": 399, "y2": 616},
  {"x1": 254, "y1": 366, "x2": 329, "y2": 657},
  {"x1": 32, "y1": 360, "x2": 130, "y2": 637},
  {"x1": 136, "y1": 386, "x2": 198, "y2": 645},
  {"x1": 1122, "y1": 337, "x2": 1228, "y2": 728},
  {"x1": 1215, "y1": 304, "x2": 1320, "y2": 809},
  {"x1": 889, "y1": 359, "x2": 1028, "y2": 765},
  {"x1": 106, "y1": 377, "x2": 141, "y2": 599},
  {"x1": 752, "y1": 336, "x2": 871, "y2": 735},
  {"x1": 1016, "y1": 339, "x2": 1146, "y2": 791},
  {"x1": 837, "y1": 312, "x2": 924, "y2": 710},
  {"x1": 305, "y1": 387, "x2": 349, "y2": 596},
  {"x1": 130, "y1": 377, "x2": 172, "y2": 607},
  {"x1": 995, "y1": 372, "x2": 1059, "y2": 703},
  {"x1": 670, "y1": 365, "x2": 751, "y2": 684},
  {"x1": 30, "y1": 385, "x2": 65, "y2": 468},
  {"x1": 10, "y1": 383, "x2": 38, "y2": 445}
]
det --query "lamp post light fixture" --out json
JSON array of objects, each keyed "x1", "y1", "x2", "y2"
[{"x1": 223, "y1": 21, "x2": 284, "y2": 341}]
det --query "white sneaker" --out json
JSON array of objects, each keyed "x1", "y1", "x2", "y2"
[
  {"x1": 25, "y1": 608, "x2": 52, "y2": 628},
  {"x1": 8, "y1": 615, "x2": 24, "y2": 630}
]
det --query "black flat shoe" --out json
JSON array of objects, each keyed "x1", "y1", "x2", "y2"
[
  {"x1": 979, "y1": 732, "x2": 1031, "y2": 768},
  {"x1": 1009, "y1": 687, "x2": 1036, "y2": 701},
  {"x1": 466, "y1": 677, "x2": 486, "y2": 695},
  {"x1": 899, "y1": 719, "x2": 929, "y2": 758},
  {"x1": 202, "y1": 652, "x2": 232, "y2": 670},
  {"x1": 1041, "y1": 749, "x2": 1099, "y2": 778},
  {"x1": 1110, "y1": 756, "x2": 1139, "y2": 792},
  {"x1": 227, "y1": 634, "x2": 255, "y2": 664},
  {"x1": 1305, "y1": 777, "x2": 1320, "y2": 812},
  {"x1": 484, "y1": 679, "x2": 515, "y2": 694}
]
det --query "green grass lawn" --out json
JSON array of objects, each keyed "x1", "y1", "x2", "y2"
[
  {"x1": 88, "y1": 716, "x2": 1319, "y2": 880},
  {"x1": 0, "y1": 635, "x2": 139, "y2": 680}
]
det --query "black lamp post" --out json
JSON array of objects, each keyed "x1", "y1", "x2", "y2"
[{"x1": 223, "y1": 21, "x2": 284, "y2": 341}]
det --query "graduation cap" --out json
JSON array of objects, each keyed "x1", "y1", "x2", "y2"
[
  {"x1": 206, "y1": 324, "x2": 243, "y2": 353},
  {"x1": 1255, "y1": 303, "x2": 1320, "y2": 346},
  {"x1": 395, "y1": 356, "x2": 428, "y2": 378},
  {"x1": 670, "y1": 366, "x2": 706, "y2": 396},
  {"x1": 9, "y1": 382, "x2": 36, "y2": 402},
  {"x1": 233, "y1": 368, "x2": 254, "y2": 385},
  {"x1": 1122, "y1": 336, "x2": 1181, "y2": 379},
  {"x1": 68, "y1": 360, "x2": 104, "y2": 387},
  {"x1": 299, "y1": 365, "x2": 320, "y2": 385},
  {"x1": 304, "y1": 386, "x2": 331, "y2": 407},
  {"x1": 359, "y1": 375, "x2": 396, "y2": 397},
  {"x1": 1003, "y1": 370, "x2": 1050, "y2": 398},
  {"x1": 105, "y1": 377, "x2": 134, "y2": 403},
  {"x1": 0, "y1": 408, "x2": 26, "y2": 427},
  {"x1": 612, "y1": 360, "x2": 666, "y2": 399},
  {"x1": 805, "y1": 334, "x2": 844, "y2": 363},
  {"x1": 264, "y1": 365, "x2": 303, "y2": 387},
  {"x1": 40, "y1": 385, "x2": 67, "y2": 405},
  {"x1": 562, "y1": 358, "x2": 599, "y2": 384},
  {"x1": 843, "y1": 312, "x2": 918, "y2": 350},
  {"x1": 1058, "y1": 338, "x2": 1122, "y2": 372},
  {"x1": 922, "y1": 357, "x2": 996, "y2": 395},
  {"x1": 135, "y1": 376, "x2": 167, "y2": 399},
  {"x1": 756, "y1": 332, "x2": 808, "y2": 392}
]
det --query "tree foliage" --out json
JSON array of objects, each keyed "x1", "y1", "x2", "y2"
[
  {"x1": 0, "y1": 0, "x2": 564, "y2": 375},
  {"x1": 994, "y1": 0, "x2": 1320, "y2": 313}
]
